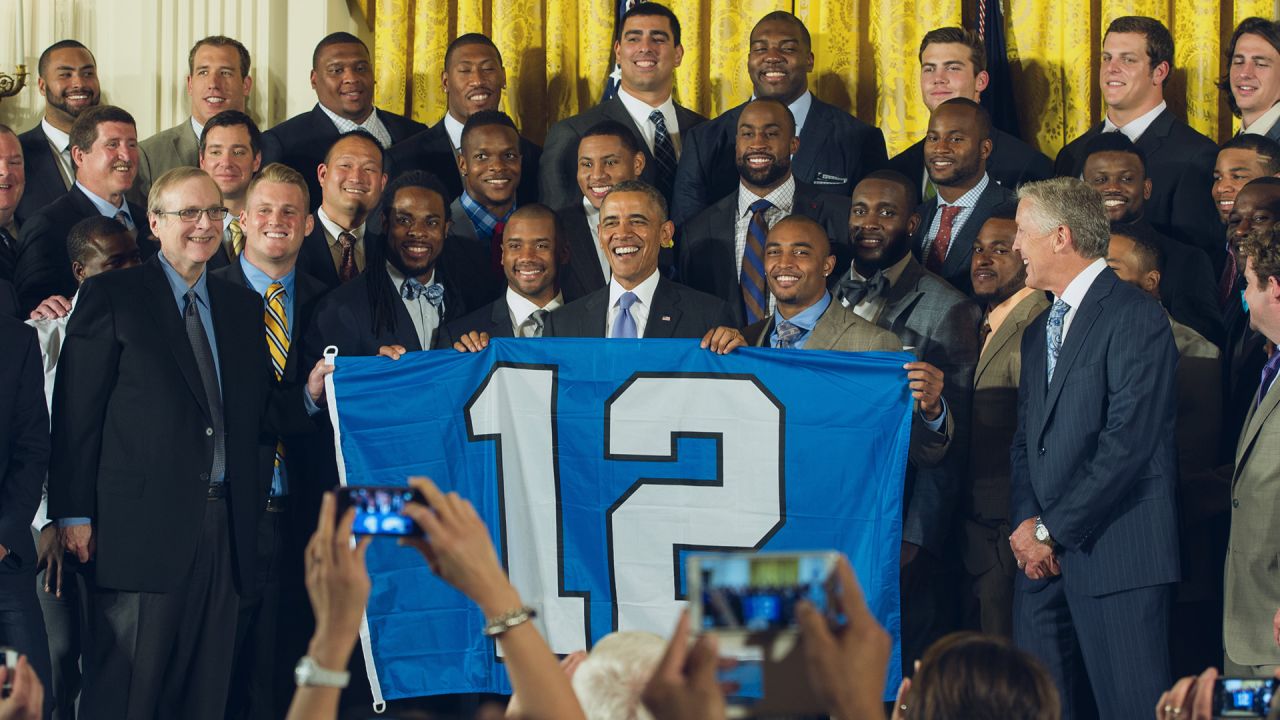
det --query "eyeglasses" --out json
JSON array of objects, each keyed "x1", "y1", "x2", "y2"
[{"x1": 155, "y1": 206, "x2": 230, "y2": 222}]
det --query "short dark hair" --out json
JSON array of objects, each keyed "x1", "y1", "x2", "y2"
[
  {"x1": 445, "y1": 33, "x2": 503, "y2": 69},
  {"x1": 460, "y1": 110, "x2": 519, "y2": 150},
  {"x1": 934, "y1": 97, "x2": 992, "y2": 141},
  {"x1": 199, "y1": 110, "x2": 262, "y2": 157},
  {"x1": 37, "y1": 40, "x2": 93, "y2": 79},
  {"x1": 380, "y1": 170, "x2": 453, "y2": 224},
  {"x1": 1221, "y1": 134, "x2": 1280, "y2": 175},
  {"x1": 861, "y1": 169, "x2": 921, "y2": 209},
  {"x1": 742, "y1": 97, "x2": 797, "y2": 137},
  {"x1": 323, "y1": 129, "x2": 385, "y2": 168},
  {"x1": 69, "y1": 105, "x2": 136, "y2": 157},
  {"x1": 581, "y1": 120, "x2": 642, "y2": 157},
  {"x1": 66, "y1": 215, "x2": 130, "y2": 267},
  {"x1": 1082, "y1": 131, "x2": 1148, "y2": 176},
  {"x1": 507, "y1": 203, "x2": 565, "y2": 252},
  {"x1": 188, "y1": 35, "x2": 251, "y2": 78},
  {"x1": 617, "y1": 2, "x2": 682, "y2": 46},
  {"x1": 1105, "y1": 16, "x2": 1174, "y2": 86},
  {"x1": 904, "y1": 633, "x2": 1059, "y2": 720},
  {"x1": 605, "y1": 179, "x2": 669, "y2": 222},
  {"x1": 1218, "y1": 18, "x2": 1280, "y2": 117},
  {"x1": 753, "y1": 11, "x2": 810, "y2": 49},
  {"x1": 1110, "y1": 220, "x2": 1165, "y2": 273},
  {"x1": 312, "y1": 32, "x2": 368, "y2": 69},
  {"x1": 1239, "y1": 175, "x2": 1280, "y2": 214},
  {"x1": 988, "y1": 200, "x2": 1020, "y2": 222},
  {"x1": 918, "y1": 27, "x2": 986, "y2": 74}
]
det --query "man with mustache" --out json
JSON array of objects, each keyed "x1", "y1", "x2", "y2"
[
  {"x1": 262, "y1": 32, "x2": 426, "y2": 211},
  {"x1": 448, "y1": 111, "x2": 524, "y2": 280},
  {"x1": 136, "y1": 36, "x2": 254, "y2": 201},
  {"x1": 388, "y1": 34, "x2": 541, "y2": 206},
  {"x1": 16, "y1": 40, "x2": 100, "y2": 225},
  {"x1": 294, "y1": 131, "x2": 387, "y2": 289},
  {"x1": 540, "y1": 3, "x2": 706, "y2": 211},
  {"x1": 670, "y1": 11, "x2": 886, "y2": 224},
  {"x1": 557, "y1": 120, "x2": 646, "y2": 300},
  {"x1": 679, "y1": 98, "x2": 851, "y2": 327},
  {"x1": 14, "y1": 105, "x2": 156, "y2": 314},
  {"x1": 912, "y1": 98, "x2": 1015, "y2": 295},
  {"x1": 1079, "y1": 132, "x2": 1221, "y2": 346}
]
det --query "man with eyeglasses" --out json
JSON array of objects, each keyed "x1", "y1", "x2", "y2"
[{"x1": 46, "y1": 165, "x2": 332, "y2": 719}]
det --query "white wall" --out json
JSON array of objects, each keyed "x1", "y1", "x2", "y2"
[{"x1": 0, "y1": 0, "x2": 370, "y2": 138}]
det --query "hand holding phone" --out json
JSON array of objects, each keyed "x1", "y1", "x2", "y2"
[
  {"x1": 1215, "y1": 677, "x2": 1278, "y2": 718},
  {"x1": 334, "y1": 485, "x2": 427, "y2": 537}
]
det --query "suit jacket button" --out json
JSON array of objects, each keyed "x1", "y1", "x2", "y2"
[
  {"x1": 1038, "y1": 447, "x2": 1046, "y2": 456},
  {"x1": 206, "y1": 427, "x2": 214, "y2": 436},
  {"x1": 200, "y1": 472, "x2": 209, "y2": 482},
  {"x1": 1233, "y1": 498, "x2": 1240, "y2": 508}
]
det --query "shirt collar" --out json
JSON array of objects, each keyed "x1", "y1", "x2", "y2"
[
  {"x1": 75, "y1": 181, "x2": 130, "y2": 220},
  {"x1": 850, "y1": 251, "x2": 912, "y2": 287},
  {"x1": 316, "y1": 206, "x2": 364, "y2": 247},
  {"x1": 1243, "y1": 100, "x2": 1280, "y2": 137},
  {"x1": 190, "y1": 116, "x2": 205, "y2": 143},
  {"x1": 788, "y1": 91, "x2": 813, "y2": 136},
  {"x1": 443, "y1": 113, "x2": 466, "y2": 152},
  {"x1": 779, "y1": 290, "x2": 831, "y2": 332},
  {"x1": 506, "y1": 287, "x2": 564, "y2": 326},
  {"x1": 460, "y1": 191, "x2": 515, "y2": 240},
  {"x1": 41, "y1": 119, "x2": 70, "y2": 151},
  {"x1": 616, "y1": 86, "x2": 677, "y2": 127},
  {"x1": 1103, "y1": 100, "x2": 1166, "y2": 142},
  {"x1": 157, "y1": 248, "x2": 211, "y2": 306},
  {"x1": 385, "y1": 261, "x2": 435, "y2": 294},
  {"x1": 608, "y1": 267, "x2": 661, "y2": 309},
  {"x1": 1058, "y1": 257, "x2": 1108, "y2": 309},
  {"x1": 582, "y1": 195, "x2": 601, "y2": 227},
  {"x1": 238, "y1": 253, "x2": 296, "y2": 300},
  {"x1": 985, "y1": 285, "x2": 1038, "y2": 334},
  {"x1": 737, "y1": 174, "x2": 796, "y2": 215},
  {"x1": 938, "y1": 172, "x2": 990, "y2": 209},
  {"x1": 318, "y1": 101, "x2": 375, "y2": 128}
]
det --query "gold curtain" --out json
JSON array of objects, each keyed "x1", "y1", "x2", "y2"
[{"x1": 370, "y1": 0, "x2": 1268, "y2": 158}]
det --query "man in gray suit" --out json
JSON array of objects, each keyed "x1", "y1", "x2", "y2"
[
  {"x1": 136, "y1": 36, "x2": 253, "y2": 200},
  {"x1": 1223, "y1": 224, "x2": 1280, "y2": 677},
  {"x1": 963, "y1": 203, "x2": 1048, "y2": 638},
  {"x1": 835, "y1": 169, "x2": 980, "y2": 672}
]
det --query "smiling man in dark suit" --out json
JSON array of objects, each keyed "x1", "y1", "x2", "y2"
[
  {"x1": 1009, "y1": 177, "x2": 1179, "y2": 720},
  {"x1": 913, "y1": 98, "x2": 1015, "y2": 295},
  {"x1": 888, "y1": 27, "x2": 1052, "y2": 193},
  {"x1": 1053, "y1": 16, "x2": 1220, "y2": 264},
  {"x1": 670, "y1": 11, "x2": 886, "y2": 225},
  {"x1": 261, "y1": 33, "x2": 426, "y2": 211},
  {"x1": 539, "y1": 3, "x2": 705, "y2": 211},
  {"x1": 295, "y1": 131, "x2": 388, "y2": 289},
  {"x1": 48, "y1": 166, "x2": 331, "y2": 719},
  {"x1": 15, "y1": 105, "x2": 156, "y2": 314},
  {"x1": 546, "y1": 180, "x2": 733, "y2": 338},
  {"x1": 678, "y1": 98, "x2": 851, "y2": 327},
  {"x1": 16, "y1": 41, "x2": 100, "y2": 226},
  {"x1": 387, "y1": 34, "x2": 541, "y2": 206}
]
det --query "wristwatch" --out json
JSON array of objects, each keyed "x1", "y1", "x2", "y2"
[
  {"x1": 294, "y1": 656, "x2": 350, "y2": 688},
  {"x1": 1034, "y1": 516, "x2": 1054, "y2": 547}
]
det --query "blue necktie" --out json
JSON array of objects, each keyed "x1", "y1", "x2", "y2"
[
  {"x1": 649, "y1": 110, "x2": 677, "y2": 200},
  {"x1": 1258, "y1": 350, "x2": 1280, "y2": 408},
  {"x1": 741, "y1": 198, "x2": 772, "y2": 324},
  {"x1": 1045, "y1": 298, "x2": 1070, "y2": 383},
  {"x1": 612, "y1": 291, "x2": 639, "y2": 339},
  {"x1": 774, "y1": 319, "x2": 803, "y2": 349}
]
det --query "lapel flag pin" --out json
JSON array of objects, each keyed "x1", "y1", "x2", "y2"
[{"x1": 661, "y1": 316, "x2": 671, "y2": 321}]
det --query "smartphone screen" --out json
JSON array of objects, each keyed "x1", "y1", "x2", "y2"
[
  {"x1": 689, "y1": 552, "x2": 838, "y2": 632},
  {"x1": 335, "y1": 485, "x2": 425, "y2": 537},
  {"x1": 1215, "y1": 677, "x2": 1278, "y2": 718}
]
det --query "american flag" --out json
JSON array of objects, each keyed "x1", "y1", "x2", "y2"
[
  {"x1": 600, "y1": 0, "x2": 647, "y2": 103},
  {"x1": 976, "y1": 0, "x2": 1023, "y2": 139}
]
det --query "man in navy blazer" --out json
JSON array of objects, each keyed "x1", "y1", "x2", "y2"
[
  {"x1": 1009, "y1": 177, "x2": 1179, "y2": 720},
  {"x1": 387, "y1": 34, "x2": 541, "y2": 207},
  {"x1": 1053, "y1": 17, "x2": 1220, "y2": 265},
  {"x1": 261, "y1": 33, "x2": 426, "y2": 212},
  {"x1": 887, "y1": 27, "x2": 1052, "y2": 193},
  {"x1": 670, "y1": 11, "x2": 885, "y2": 225}
]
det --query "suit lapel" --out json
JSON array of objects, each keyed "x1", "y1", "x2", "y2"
[
  {"x1": 878, "y1": 259, "x2": 925, "y2": 330},
  {"x1": 792, "y1": 105, "x2": 830, "y2": 182},
  {"x1": 975, "y1": 292, "x2": 1046, "y2": 383},
  {"x1": 141, "y1": 258, "x2": 213, "y2": 420},
  {"x1": 1133, "y1": 109, "x2": 1173, "y2": 155},
  {"x1": 490, "y1": 297, "x2": 515, "y2": 337},
  {"x1": 176, "y1": 120, "x2": 200, "y2": 164},
  {"x1": 1235, "y1": 379, "x2": 1280, "y2": 485},
  {"x1": 564, "y1": 207, "x2": 606, "y2": 289},
  {"x1": 603, "y1": 99, "x2": 656, "y2": 166},
  {"x1": 1037, "y1": 274, "x2": 1111, "y2": 438},
  {"x1": 645, "y1": 280, "x2": 683, "y2": 338}
]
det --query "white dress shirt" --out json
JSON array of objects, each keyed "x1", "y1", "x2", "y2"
[
  {"x1": 318, "y1": 103, "x2": 393, "y2": 148},
  {"x1": 41, "y1": 119, "x2": 75, "y2": 188},
  {"x1": 386, "y1": 264, "x2": 440, "y2": 349},
  {"x1": 605, "y1": 270, "x2": 661, "y2": 338},
  {"x1": 1102, "y1": 101, "x2": 1166, "y2": 143},
  {"x1": 444, "y1": 113, "x2": 466, "y2": 154},
  {"x1": 616, "y1": 87, "x2": 682, "y2": 156},
  {"x1": 582, "y1": 197, "x2": 610, "y2": 280},
  {"x1": 1243, "y1": 101, "x2": 1280, "y2": 138},
  {"x1": 1057, "y1": 257, "x2": 1109, "y2": 342},
  {"x1": 506, "y1": 288, "x2": 564, "y2": 336}
]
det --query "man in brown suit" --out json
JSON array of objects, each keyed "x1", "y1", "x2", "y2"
[{"x1": 963, "y1": 203, "x2": 1049, "y2": 637}]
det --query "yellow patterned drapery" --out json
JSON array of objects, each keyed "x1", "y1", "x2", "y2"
[{"x1": 370, "y1": 0, "x2": 1268, "y2": 158}]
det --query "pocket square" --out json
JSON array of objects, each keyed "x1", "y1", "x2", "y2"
[{"x1": 813, "y1": 172, "x2": 848, "y2": 185}]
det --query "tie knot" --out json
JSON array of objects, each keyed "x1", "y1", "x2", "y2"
[
  {"x1": 115, "y1": 210, "x2": 133, "y2": 230},
  {"x1": 648, "y1": 110, "x2": 666, "y2": 128},
  {"x1": 266, "y1": 281, "x2": 285, "y2": 303},
  {"x1": 939, "y1": 204, "x2": 963, "y2": 221},
  {"x1": 338, "y1": 231, "x2": 356, "y2": 249},
  {"x1": 749, "y1": 198, "x2": 774, "y2": 215},
  {"x1": 618, "y1": 291, "x2": 638, "y2": 310},
  {"x1": 184, "y1": 289, "x2": 199, "y2": 313},
  {"x1": 775, "y1": 319, "x2": 804, "y2": 348},
  {"x1": 1050, "y1": 298, "x2": 1070, "y2": 319}
]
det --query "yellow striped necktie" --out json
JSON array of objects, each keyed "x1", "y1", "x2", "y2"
[
  {"x1": 265, "y1": 282, "x2": 289, "y2": 469},
  {"x1": 229, "y1": 218, "x2": 246, "y2": 258}
]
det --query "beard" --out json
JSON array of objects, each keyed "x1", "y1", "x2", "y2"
[{"x1": 736, "y1": 154, "x2": 791, "y2": 189}]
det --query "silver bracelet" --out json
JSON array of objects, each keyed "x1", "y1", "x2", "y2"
[{"x1": 482, "y1": 606, "x2": 538, "y2": 637}]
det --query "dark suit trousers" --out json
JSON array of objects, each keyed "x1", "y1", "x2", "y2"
[
  {"x1": 33, "y1": 527, "x2": 91, "y2": 720},
  {"x1": 226, "y1": 507, "x2": 296, "y2": 720},
  {"x1": 900, "y1": 548, "x2": 959, "y2": 676},
  {"x1": 81, "y1": 498, "x2": 239, "y2": 720},
  {"x1": 0, "y1": 560, "x2": 54, "y2": 719},
  {"x1": 1014, "y1": 578, "x2": 1172, "y2": 720}
]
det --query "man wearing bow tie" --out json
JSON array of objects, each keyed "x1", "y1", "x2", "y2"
[{"x1": 837, "y1": 169, "x2": 981, "y2": 675}]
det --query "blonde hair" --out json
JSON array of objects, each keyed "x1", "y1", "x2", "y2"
[
  {"x1": 570, "y1": 631, "x2": 665, "y2": 720},
  {"x1": 246, "y1": 162, "x2": 310, "y2": 209}
]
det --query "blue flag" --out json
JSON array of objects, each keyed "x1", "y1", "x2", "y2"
[
  {"x1": 328, "y1": 338, "x2": 911, "y2": 704},
  {"x1": 976, "y1": 0, "x2": 1022, "y2": 138}
]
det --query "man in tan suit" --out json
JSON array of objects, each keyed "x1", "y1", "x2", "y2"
[
  {"x1": 963, "y1": 203, "x2": 1049, "y2": 637},
  {"x1": 135, "y1": 36, "x2": 253, "y2": 200},
  {"x1": 1222, "y1": 223, "x2": 1280, "y2": 677}
]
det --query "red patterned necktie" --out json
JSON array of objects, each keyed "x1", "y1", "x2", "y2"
[
  {"x1": 337, "y1": 231, "x2": 358, "y2": 283},
  {"x1": 926, "y1": 205, "x2": 963, "y2": 273}
]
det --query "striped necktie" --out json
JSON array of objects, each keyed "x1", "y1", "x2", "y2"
[
  {"x1": 741, "y1": 198, "x2": 773, "y2": 324},
  {"x1": 265, "y1": 282, "x2": 289, "y2": 471},
  {"x1": 228, "y1": 218, "x2": 245, "y2": 258},
  {"x1": 649, "y1": 110, "x2": 678, "y2": 200}
]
